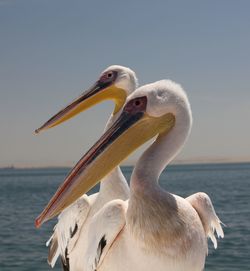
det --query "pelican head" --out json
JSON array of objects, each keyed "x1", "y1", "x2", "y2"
[
  {"x1": 35, "y1": 80, "x2": 192, "y2": 227},
  {"x1": 35, "y1": 65, "x2": 138, "y2": 134}
]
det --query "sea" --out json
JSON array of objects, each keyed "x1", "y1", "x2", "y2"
[{"x1": 0, "y1": 163, "x2": 249, "y2": 271}]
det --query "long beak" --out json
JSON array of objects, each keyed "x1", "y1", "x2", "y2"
[
  {"x1": 35, "y1": 82, "x2": 127, "y2": 134},
  {"x1": 35, "y1": 96, "x2": 175, "y2": 228}
]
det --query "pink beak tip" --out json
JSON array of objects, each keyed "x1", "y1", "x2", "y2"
[{"x1": 35, "y1": 216, "x2": 42, "y2": 229}]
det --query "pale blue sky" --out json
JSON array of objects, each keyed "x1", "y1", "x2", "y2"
[{"x1": 0, "y1": 0, "x2": 250, "y2": 167}]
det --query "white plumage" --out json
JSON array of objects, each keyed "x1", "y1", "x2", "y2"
[
  {"x1": 74, "y1": 80, "x2": 224, "y2": 271},
  {"x1": 40, "y1": 77, "x2": 224, "y2": 271}
]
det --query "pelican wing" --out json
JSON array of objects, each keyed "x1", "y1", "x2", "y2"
[
  {"x1": 84, "y1": 199, "x2": 127, "y2": 271},
  {"x1": 46, "y1": 194, "x2": 92, "y2": 267},
  {"x1": 186, "y1": 192, "x2": 224, "y2": 249}
]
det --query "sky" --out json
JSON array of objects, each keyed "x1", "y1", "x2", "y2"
[{"x1": 0, "y1": 0, "x2": 250, "y2": 167}]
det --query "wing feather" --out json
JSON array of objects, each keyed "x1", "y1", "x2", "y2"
[
  {"x1": 84, "y1": 199, "x2": 127, "y2": 271},
  {"x1": 46, "y1": 194, "x2": 91, "y2": 267},
  {"x1": 186, "y1": 192, "x2": 224, "y2": 249}
]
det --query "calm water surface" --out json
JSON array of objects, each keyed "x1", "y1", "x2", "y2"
[{"x1": 0, "y1": 163, "x2": 249, "y2": 270}]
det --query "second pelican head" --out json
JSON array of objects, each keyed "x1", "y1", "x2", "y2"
[{"x1": 35, "y1": 65, "x2": 138, "y2": 134}]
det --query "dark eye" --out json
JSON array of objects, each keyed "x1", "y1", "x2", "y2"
[
  {"x1": 100, "y1": 71, "x2": 115, "y2": 83},
  {"x1": 107, "y1": 72, "x2": 113, "y2": 78},
  {"x1": 134, "y1": 99, "x2": 141, "y2": 106}
]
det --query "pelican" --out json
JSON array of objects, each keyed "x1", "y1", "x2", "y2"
[
  {"x1": 35, "y1": 65, "x2": 138, "y2": 269},
  {"x1": 36, "y1": 79, "x2": 224, "y2": 271}
]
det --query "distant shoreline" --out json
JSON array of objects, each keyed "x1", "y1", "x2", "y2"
[{"x1": 1, "y1": 160, "x2": 250, "y2": 170}]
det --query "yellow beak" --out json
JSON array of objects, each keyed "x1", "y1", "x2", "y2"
[
  {"x1": 35, "y1": 82, "x2": 127, "y2": 134},
  {"x1": 35, "y1": 96, "x2": 175, "y2": 228}
]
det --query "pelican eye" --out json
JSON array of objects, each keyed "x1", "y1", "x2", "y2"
[
  {"x1": 99, "y1": 71, "x2": 116, "y2": 83},
  {"x1": 107, "y1": 72, "x2": 113, "y2": 78},
  {"x1": 134, "y1": 99, "x2": 141, "y2": 107},
  {"x1": 124, "y1": 96, "x2": 147, "y2": 113}
]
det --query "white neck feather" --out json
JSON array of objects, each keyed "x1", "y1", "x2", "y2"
[
  {"x1": 131, "y1": 105, "x2": 192, "y2": 195},
  {"x1": 127, "y1": 105, "x2": 192, "y2": 252}
]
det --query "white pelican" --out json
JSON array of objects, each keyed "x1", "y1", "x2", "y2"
[
  {"x1": 35, "y1": 65, "x2": 138, "y2": 269},
  {"x1": 36, "y1": 80, "x2": 224, "y2": 271}
]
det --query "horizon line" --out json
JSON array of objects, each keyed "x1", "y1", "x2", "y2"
[{"x1": 2, "y1": 158, "x2": 250, "y2": 169}]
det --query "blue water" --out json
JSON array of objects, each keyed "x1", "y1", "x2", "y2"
[{"x1": 0, "y1": 163, "x2": 249, "y2": 270}]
